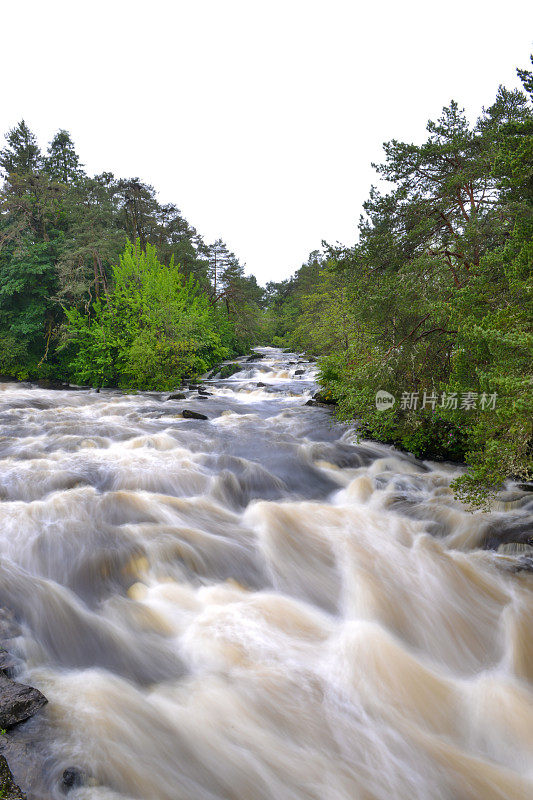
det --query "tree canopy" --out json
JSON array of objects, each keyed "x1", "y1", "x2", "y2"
[
  {"x1": 0, "y1": 122, "x2": 265, "y2": 381},
  {"x1": 264, "y1": 58, "x2": 533, "y2": 505}
]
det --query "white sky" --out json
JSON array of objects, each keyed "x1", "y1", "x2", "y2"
[{"x1": 2, "y1": 1, "x2": 532, "y2": 283}]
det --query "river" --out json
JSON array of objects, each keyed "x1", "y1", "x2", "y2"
[{"x1": 0, "y1": 347, "x2": 532, "y2": 799}]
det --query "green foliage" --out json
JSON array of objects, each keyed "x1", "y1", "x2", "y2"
[
  {"x1": 268, "y1": 60, "x2": 533, "y2": 507},
  {"x1": 0, "y1": 121, "x2": 264, "y2": 381},
  {"x1": 45, "y1": 130, "x2": 85, "y2": 184},
  {"x1": 0, "y1": 120, "x2": 42, "y2": 175},
  {"x1": 63, "y1": 241, "x2": 231, "y2": 390},
  {"x1": 217, "y1": 362, "x2": 243, "y2": 379}
]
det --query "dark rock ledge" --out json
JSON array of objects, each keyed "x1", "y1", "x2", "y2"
[
  {"x1": 0, "y1": 639, "x2": 48, "y2": 799},
  {"x1": 0, "y1": 671, "x2": 47, "y2": 730}
]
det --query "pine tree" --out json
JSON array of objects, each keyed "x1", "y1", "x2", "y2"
[
  {"x1": 0, "y1": 120, "x2": 42, "y2": 175},
  {"x1": 45, "y1": 129, "x2": 85, "y2": 184},
  {"x1": 207, "y1": 239, "x2": 233, "y2": 300}
]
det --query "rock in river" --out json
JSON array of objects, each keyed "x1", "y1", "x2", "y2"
[
  {"x1": 0, "y1": 672, "x2": 47, "y2": 730},
  {"x1": 61, "y1": 766, "x2": 87, "y2": 791},
  {"x1": 182, "y1": 409, "x2": 208, "y2": 420},
  {"x1": 312, "y1": 391, "x2": 336, "y2": 406}
]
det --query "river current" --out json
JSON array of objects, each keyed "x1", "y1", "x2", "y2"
[{"x1": 0, "y1": 347, "x2": 532, "y2": 799}]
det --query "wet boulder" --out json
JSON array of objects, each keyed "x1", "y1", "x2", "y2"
[
  {"x1": 312, "y1": 391, "x2": 336, "y2": 406},
  {"x1": 0, "y1": 756, "x2": 26, "y2": 800},
  {"x1": 182, "y1": 410, "x2": 208, "y2": 420},
  {"x1": 166, "y1": 393, "x2": 186, "y2": 401},
  {"x1": 61, "y1": 767, "x2": 87, "y2": 792},
  {"x1": 294, "y1": 369, "x2": 305, "y2": 375},
  {"x1": 0, "y1": 672, "x2": 47, "y2": 729},
  {"x1": 218, "y1": 363, "x2": 242, "y2": 379},
  {"x1": 481, "y1": 515, "x2": 533, "y2": 551}
]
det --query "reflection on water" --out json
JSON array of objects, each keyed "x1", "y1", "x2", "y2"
[{"x1": 0, "y1": 348, "x2": 532, "y2": 799}]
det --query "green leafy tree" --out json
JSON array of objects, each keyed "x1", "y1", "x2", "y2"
[
  {"x1": 271, "y1": 64, "x2": 533, "y2": 505},
  {"x1": 63, "y1": 241, "x2": 231, "y2": 390}
]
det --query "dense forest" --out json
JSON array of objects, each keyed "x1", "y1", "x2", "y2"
[
  {"x1": 0, "y1": 126, "x2": 266, "y2": 388},
  {"x1": 0, "y1": 57, "x2": 531, "y2": 504},
  {"x1": 264, "y1": 58, "x2": 533, "y2": 505}
]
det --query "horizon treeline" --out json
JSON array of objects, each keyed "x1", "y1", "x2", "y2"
[
  {"x1": 265, "y1": 58, "x2": 533, "y2": 504},
  {"x1": 0, "y1": 123, "x2": 267, "y2": 386}
]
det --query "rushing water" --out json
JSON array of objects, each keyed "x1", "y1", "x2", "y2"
[{"x1": 0, "y1": 347, "x2": 532, "y2": 800}]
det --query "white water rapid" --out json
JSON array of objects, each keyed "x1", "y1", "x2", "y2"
[{"x1": 0, "y1": 347, "x2": 532, "y2": 800}]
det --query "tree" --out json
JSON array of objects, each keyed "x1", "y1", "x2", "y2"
[
  {"x1": 0, "y1": 123, "x2": 62, "y2": 372},
  {"x1": 63, "y1": 241, "x2": 232, "y2": 390},
  {"x1": 0, "y1": 120, "x2": 42, "y2": 176},
  {"x1": 45, "y1": 129, "x2": 85, "y2": 184},
  {"x1": 116, "y1": 178, "x2": 159, "y2": 250},
  {"x1": 270, "y1": 67, "x2": 532, "y2": 503},
  {"x1": 207, "y1": 238, "x2": 233, "y2": 300},
  {"x1": 54, "y1": 172, "x2": 126, "y2": 304}
]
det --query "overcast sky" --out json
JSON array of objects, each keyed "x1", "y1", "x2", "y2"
[{"x1": 2, "y1": 1, "x2": 532, "y2": 283}]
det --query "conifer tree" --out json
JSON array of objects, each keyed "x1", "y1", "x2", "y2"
[
  {"x1": 0, "y1": 120, "x2": 42, "y2": 176},
  {"x1": 45, "y1": 129, "x2": 85, "y2": 184}
]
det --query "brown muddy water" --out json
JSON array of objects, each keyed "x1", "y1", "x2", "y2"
[{"x1": 0, "y1": 347, "x2": 532, "y2": 800}]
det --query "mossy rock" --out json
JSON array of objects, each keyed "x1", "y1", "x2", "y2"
[
  {"x1": 218, "y1": 363, "x2": 243, "y2": 379},
  {"x1": 0, "y1": 756, "x2": 26, "y2": 800}
]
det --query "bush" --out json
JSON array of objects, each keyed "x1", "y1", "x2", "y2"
[{"x1": 63, "y1": 241, "x2": 231, "y2": 390}]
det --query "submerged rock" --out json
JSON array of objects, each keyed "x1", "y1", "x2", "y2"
[
  {"x1": 0, "y1": 756, "x2": 26, "y2": 800},
  {"x1": 61, "y1": 766, "x2": 87, "y2": 792},
  {"x1": 32, "y1": 379, "x2": 70, "y2": 391},
  {"x1": 0, "y1": 673, "x2": 47, "y2": 730},
  {"x1": 497, "y1": 542, "x2": 533, "y2": 556},
  {"x1": 182, "y1": 409, "x2": 208, "y2": 420},
  {"x1": 482, "y1": 515, "x2": 533, "y2": 550},
  {"x1": 0, "y1": 650, "x2": 20, "y2": 676}
]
